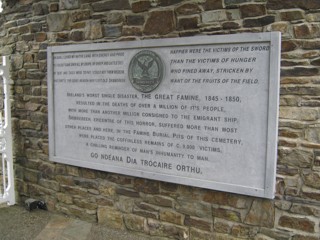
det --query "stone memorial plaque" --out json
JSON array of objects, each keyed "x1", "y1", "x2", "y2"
[{"x1": 48, "y1": 32, "x2": 280, "y2": 198}]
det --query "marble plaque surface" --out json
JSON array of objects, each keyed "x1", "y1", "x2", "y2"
[{"x1": 48, "y1": 32, "x2": 281, "y2": 198}]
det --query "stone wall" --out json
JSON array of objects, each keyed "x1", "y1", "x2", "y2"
[{"x1": 1, "y1": 0, "x2": 320, "y2": 239}]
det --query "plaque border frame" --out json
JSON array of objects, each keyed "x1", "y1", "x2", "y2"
[{"x1": 48, "y1": 32, "x2": 281, "y2": 199}]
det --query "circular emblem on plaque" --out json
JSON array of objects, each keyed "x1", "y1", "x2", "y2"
[{"x1": 128, "y1": 50, "x2": 164, "y2": 93}]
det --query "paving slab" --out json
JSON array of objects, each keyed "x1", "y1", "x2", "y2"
[{"x1": 0, "y1": 205, "x2": 158, "y2": 240}]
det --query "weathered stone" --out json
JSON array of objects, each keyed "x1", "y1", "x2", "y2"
[
  {"x1": 57, "y1": 192, "x2": 73, "y2": 204},
  {"x1": 66, "y1": 165, "x2": 79, "y2": 176},
  {"x1": 24, "y1": 63, "x2": 39, "y2": 70},
  {"x1": 190, "y1": 228, "x2": 215, "y2": 240},
  {"x1": 74, "y1": 198, "x2": 97, "y2": 210},
  {"x1": 178, "y1": 16, "x2": 199, "y2": 30},
  {"x1": 38, "y1": 51, "x2": 47, "y2": 60},
  {"x1": 267, "y1": 0, "x2": 320, "y2": 10},
  {"x1": 39, "y1": 162, "x2": 56, "y2": 179},
  {"x1": 240, "y1": 4, "x2": 266, "y2": 18},
  {"x1": 275, "y1": 200, "x2": 292, "y2": 211},
  {"x1": 104, "y1": 12, "x2": 125, "y2": 24},
  {"x1": 259, "y1": 228, "x2": 293, "y2": 240},
  {"x1": 176, "y1": 198, "x2": 212, "y2": 218},
  {"x1": 80, "y1": 168, "x2": 96, "y2": 179},
  {"x1": 143, "y1": 10, "x2": 175, "y2": 35},
  {"x1": 281, "y1": 59, "x2": 308, "y2": 67},
  {"x1": 305, "y1": 127, "x2": 320, "y2": 143},
  {"x1": 203, "y1": 0, "x2": 223, "y2": 10},
  {"x1": 269, "y1": 22, "x2": 291, "y2": 36},
  {"x1": 35, "y1": 32, "x2": 46, "y2": 42},
  {"x1": 282, "y1": 106, "x2": 319, "y2": 121},
  {"x1": 127, "y1": 15, "x2": 145, "y2": 26},
  {"x1": 47, "y1": 13, "x2": 70, "y2": 32},
  {"x1": 33, "y1": 2, "x2": 49, "y2": 16},
  {"x1": 132, "y1": 1, "x2": 150, "y2": 13},
  {"x1": 252, "y1": 233, "x2": 274, "y2": 240},
  {"x1": 49, "y1": 3, "x2": 59, "y2": 12},
  {"x1": 136, "y1": 202, "x2": 160, "y2": 212},
  {"x1": 243, "y1": 15, "x2": 275, "y2": 27},
  {"x1": 302, "y1": 186, "x2": 320, "y2": 201},
  {"x1": 71, "y1": 10, "x2": 91, "y2": 22},
  {"x1": 85, "y1": 21, "x2": 102, "y2": 40},
  {"x1": 17, "y1": 19, "x2": 30, "y2": 26},
  {"x1": 278, "y1": 148, "x2": 313, "y2": 168},
  {"x1": 231, "y1": 224, "x2": 258, "y2": 238},
  {"x1": 290, "y1": 203, "x2": 320, "y2": 217},
  {"x1": 311, "y1": 57, "x2": 320, "y2": 66},
  {"x1": 294, "y1": 23, "x2": 320, "y2": 39},
  {"x1": 134, "y1": 179, "x2": 159, "y2": 194},
  {"x1": 158, "y1": 0, "x2": 183, "y2": 6},
  {"x1": 70, "y1": 30, "x2": 85, "y2": 41},
  {"x1": 55, "y1": 175, "x2": 74, "y2": 185},
  {"x1": 19, "y1": 120, "x2": 41, "y2": 130},
  {"x1": 279, "y1": 129, "x2": 300, "y2": 141},
  {"x1": 301, "y1": 40, "x2": 320, "y2": 50},
  {"x1": 4, "y1": 21, "x2": 17, "y2": 29},
  {"x1": 96, "y1": 196, "x2": 114, "y2": 207},
  {"x1": 244, "y1": 200, "x2": 275, "y2": 228},
  {"x1": 60, "y1": 185, "x2": 88, "y2": 196},
  {"x1": 225, "y1": 0, "x2": 250, "y2": 5},
  {"x1": 0, "y1": 45, "x2": 14, "y2": 55},
  {"x1": 202, "y1": 10, "x2": 228, "y2": 23},
  {"x1": 202, "y1": 191, "x2": 251, "y2": 209},
  {"x1": 88, "y1": 189, "x2": 99, "y2": 195},
  {"x1": 133, "y1": 207, "x2": 158, "y2": 219},
  {"x1": 29, "y1": 183, "x2": 56, "y2": 196},
  {"x1": 148, "y1": 218, "x2": 189, "y2": 239},
  {"x1": 212, "y1": 207, "x2": 242, "y2": 222},
  {"x1": 114, "y1": 196, "x2": 135, "y2": 213},
  {"x1": 97, "y1": 207, "x2": 124, "y2": 229},
  {"x1": 18, "y1": 25, "x2": 30, "y2": 34},
  {"x1": 11, "y1": 54, "x2": 23, "y2": 70},
  {"x1": 228, "y1": 10, "x2": 241, "y2": 20},
  {"x1": 24, "y1": 168, "x2": 40, "y2": 183},
  {"x1": 64, "y1": 204, "x2": 96, "y2": 222},
  {"x1": 176, "y1": 3, "x2": 202, "y2": 15},
  {"x1": 92, "y1": 0, "x2": 130, "y2": 12},
  {"x1": 26, "y1": 70, "x2": 45, "y2": 79},
  {"x1": 306, "y1": 12, "x2": 320, "y2": 22},
  {"x1": 25, "y1": 102, "x2": 41, "y2": 112},
  {"x1": 280, "y1": 10, "x2": 305, "y2": 21},
  {"x1": 72, "y1": 22, "x2": 86, "y2": 29},
  {"x1": 39, "y1": 178, "x2": 60, "y2": 191},
  {"x1": 102, "y1": 24, "x2": 122, "y2": 38},
  {"x1": 278, "y1": 215, "x2": 315, "y2": 233},
  {"x1": 281, "y1": 86, "x2": 320, "y2": 96},
  {"x1": 60, "y1": 0, "x2": 79, "y2": 10},
  {"x1": 213, "y1": 219, "x2": 232, "y2": 234},
  {"x1": 122, "y1": 26, "x2": 142, "y2": 36},
  {"x1": 303, "y1": 172, "x2": 320, "y2": 190},
  {"x1": 116, "y1": 187, "x2": 140, "y2": 198},
  {"x1": 160, "y1": 209, "x2": 184, "y2": 225},
  {"x1": 292, "y1": 235, "x2": 320, "y2": 240},
  {"x1": 285, "y1": 187, "x2": 299, "y2": 197},
  {"x1": 222, "y1": 21, "x2": 240, "y2": 29},
  {"x1": 16, "y1": 41, "x2": 29, "y2": 52},
  {"x1": 74, "y1": 177, "x2": 98, "y2": 189},
  {"x1": 185, "y1": 216, "x2": 212, "y2": 232},
  {"x1": 123, "y1": 214, "x2": 146, "y2": 232}
]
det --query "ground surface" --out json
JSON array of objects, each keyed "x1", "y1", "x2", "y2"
[{"x1": 0, "y1": 204, "x2": 153, "y2": 240}]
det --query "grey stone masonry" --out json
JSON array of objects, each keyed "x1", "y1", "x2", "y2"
[{"x1": 0, "y1": 0, "x2": 320, "y2": 239}]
